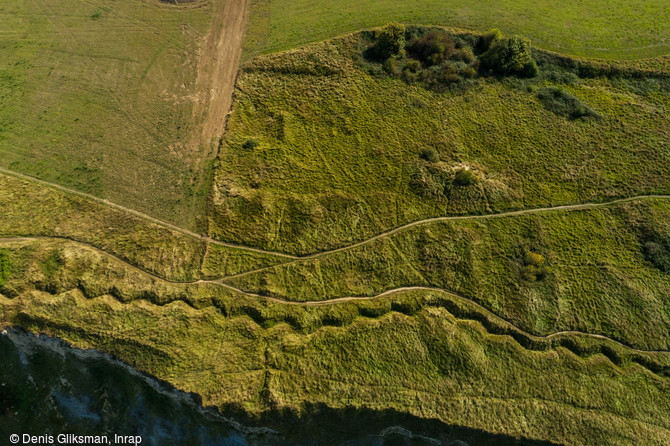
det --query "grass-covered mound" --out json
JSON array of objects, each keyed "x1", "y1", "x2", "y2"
[{"x1": 210, "y1": 29, "x2": 670, "y2": 254}]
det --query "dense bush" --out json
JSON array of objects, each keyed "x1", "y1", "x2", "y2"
[
  {"x1": 478, "y1": 28, "x2": 502, "y2": 52},
  {"x1": 641, "y1": 232, "x2": 670, "y2": 272},
  {"x1": 363, "y1": 27, "x2": 541, "y2": 91},
  {"x1": 420, "y1": 147, "x2": 440, "y2": 163},
  {"x1": 452, "y1": 47, "x2": 475, "y2": 63},
  {"x1": 644, "y1": 242, "x2": 670, "y2": 272},
  {"x1": 242, "y1": 138, "x2": 259, "y2": 150},
  {"x1": 536, "y1": 87, "x2": 601, "y2": 120},
  {"x1": 374, "y1": 23, "x2": 406, "y2": 60},
  {"x1": 407, "y1": 30, "x2": 455, "y2": 66},
  {"x1": 453, "y1": 168, "x2": 477, "y2": 186},
  {"x1": 480, "y1": 36, "x2": 538, "y2": 77},
  {"x1": 521, "y1": 251, "x2": 550, "y2": 281}
]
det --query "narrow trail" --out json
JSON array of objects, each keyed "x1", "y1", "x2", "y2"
[
  {"x1": 2, "y1": 236, "x2": 669, "y2": 356},
  {"x1": 0, "y1": 167, "x2": 296, "y2": 259},
  {"x1": 3, "y1": 167, "x2": 670, "y2": 264}
]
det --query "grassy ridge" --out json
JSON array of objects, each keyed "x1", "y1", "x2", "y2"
[
  {"x1": 211, "y1": 34, "x2": 670, "y2": 254},
  {"x1": 0, "y1": 0, "x2": 213, "y2": 228},
  {"x1": 3, "y1": 236, "x2": 669, "y2": 361},
  {"x1": 243, "y1": 0, "x2": 670, "y2": 59},
  {"x1": 1, "y1": 281, "x2": 668, "y2": 445}
]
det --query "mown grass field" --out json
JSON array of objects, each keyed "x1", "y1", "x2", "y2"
[
  {"x1": 244, "y1": 0, "x2": 670, "y2": 59},
  {"x1": 211, "y1": 33, "x2": 670, "y2": 254},
  {"x1": 0, "y1": 0, "x2": 214, "y2": 228}
]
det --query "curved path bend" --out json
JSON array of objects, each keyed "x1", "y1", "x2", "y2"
[
  {"x1": 2, "y1": 236, "x2": 669, "y2": 356},
  {"x1": 2, "y1": 167, "x2": 670, "y2": 265}
]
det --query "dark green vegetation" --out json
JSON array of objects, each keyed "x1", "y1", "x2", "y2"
[
  {"x1": 0, "y1": 0, "x2": 214, "y2": 228},
  {"x1": 536, "y1": 87, "x2": 602, "y2": 119},
  {"x1": 366, "y1": 26, "x2": 535, "y2": 91},
  {"x1": 243, "y1": 0, "x2": 670, "y2": 59},
  {"x1": 211, "y1": 31, "x2": 670, "y2": 255}
]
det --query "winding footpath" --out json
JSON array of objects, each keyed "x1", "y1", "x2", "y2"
[
  {"x1": 3, "y1": 167, "x2": 670, "y2": 264},
  {"x1": 3, "y1": 166, "x2": 670, "y2": 356},
  {"x1": 1, "y1": 236, "x2": 669, "y2": 356}
]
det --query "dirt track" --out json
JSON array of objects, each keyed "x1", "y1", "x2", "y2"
[
  {"x1": 2, "y1": 236, "x2": 668, "y2": 356},
  {"x1": 192, "y1": 0, "x2": 249, "y2": 149}
]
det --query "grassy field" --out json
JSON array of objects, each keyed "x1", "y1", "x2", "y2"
[
  {"x1": 0, "y1": 173, "x2": 287, "y2": 281},
  {"x1": 0, "y1": 0, "x2": 215, "y2": 229},
  {"x1": 3, "y1": 9, "x2": 670, "y2": 442},
  {"x1": 243, "y1": 0, "x2": 670, "y2": 60},
  {"x1": 3, "y1": 172, "x2": 670, "y2": 442},
  {"x1": 211, "y1": 33, "x2": 670, "y2": 254},
  {"x1": 1, "y1": 243, "x2": 669, "y2": 444},
  {"x1": 223, "y1": 198, "x2": 670, "y2": 351}
]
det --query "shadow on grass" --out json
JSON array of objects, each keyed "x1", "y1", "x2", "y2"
[{"x1": 221, "y1": 402, "x2": 565, "y2": 445}]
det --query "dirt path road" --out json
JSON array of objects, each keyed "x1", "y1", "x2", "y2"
[
  {"x1": 4, "y1": 165, "x2": 670, "y2": 262},
  {"x1": 192, "y1": 0, "x2": 249, "y2": 149},
  {"x1": 3, "y1": 236, "x2": 668, "y2": 356}
]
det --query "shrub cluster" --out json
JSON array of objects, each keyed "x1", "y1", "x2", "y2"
[
  {"x1": 407, "y1": 30, "x2": 455, "y2": 66},
  {"x1": 373, "y1": 23, "x2": 406, "y2": 60},
  {"x1": 480, "y1": 36, "x2": 538, "y2": 77},
  {"x1": 242, "y1": 138, "x2": 259, "y2": 150},
  {"x1": 366, "y1": 25, "x2": 538, "y2": 91},
  {"x1": 409, "y1": 162, "x2": 479, "y2": 199},
  {"x1": 453, "y1": 168, "x2": 477, "y2": 186},
  {"x1": 521, "y1": 251, "x2": 550, "y2": 282},
  {"x1": 420, "y1": 147, "x2": 440, "y2": 163},
  {"x1": 641, "y1": 232, "x2": 670, "y2": 272}
]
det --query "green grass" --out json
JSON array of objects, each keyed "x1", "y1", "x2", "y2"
[
  {"x1": 1, "y1": 272, "x2": 669, "y2": 445},
  {"x1": 3, "y1": 198, "x2": 670, "y2": 443},
  {"x1": 3, "y1": 16, "x2": 670, "y2": 443},
  {"x1": 211, "y1": 33, "x2": 670, "y2": 255},
  {"x1": 0, "y1": 249, "x2": 10, "y2": 287},
  {"x1": 0, "y1": 173, "x2": 286, "y2": 281},
  {"x1": 0, "y1": 0, "x2": 214, "y2": 228},
  {"x1": 243, "y1": 0, "x2": 670, "y2": 60},
  {"x1": 223, "y1": 199, "x2": 670, "y2": 350}
]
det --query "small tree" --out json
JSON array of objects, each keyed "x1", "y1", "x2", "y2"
[
  {"x1": 478, "y1": 28, "x2": 502, "y2": 52},
  {"x1": 453, "y1": 167, "x2": 477, "y2": 186},
  {"x1": 374, "y1": 23, "x2": 406, "y2": 60},
  {"x1": 480, "y1": 36, "x2": 537, "y2": 77},
  {"x1": 420, "y1": 147, "x2": 440, "y2": 163},
  {"x1": 242, "y1": 138, "x2": 259, "y2": 150}
]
